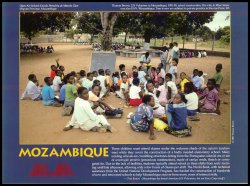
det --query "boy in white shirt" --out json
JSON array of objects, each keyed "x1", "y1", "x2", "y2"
[
  {"x1": 82, "y1": 72, "x2": 94, "y2": 90},
  {"x1": 97, "y1": 69, "x2": 108, "y2": 98},
  {"x1": 63, "y1": 87, "x2": 116, "y2": 132},
  {"x1": 165, "y1": 73, "x2": 178, "y2": 100},
  {"x1": 52, "y1": 70, "x2": 63, "y2": 92},
  {"x1": 20, "y1": 74, "x2": 42, "y2": 100}
]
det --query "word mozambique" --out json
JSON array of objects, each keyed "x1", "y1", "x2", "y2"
[{"x1": 19, "y1": 147, "x2": 109, "y2": 158}]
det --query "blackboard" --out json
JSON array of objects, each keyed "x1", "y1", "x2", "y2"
[{"x1": 90, "y1": 51, "x2": 116, "y2": 74}]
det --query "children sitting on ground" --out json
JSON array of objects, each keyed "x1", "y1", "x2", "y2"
[
  {"x1": 75, "y1": 72, "x2": 82, "y2": 88},
  {"x1": 168, "y1": 58, "x2": 178, "y2": 82},
  {"x1": 165, "y1": 93, "x2": 188, "y2": 130},
  {"x1": 129, "y1": 78, "x2": 144, "y2": 106},
  {"x1": 41, "y1": 77, "x2": 62, "y2": 107},
  {"x1": 115, "y1": 73, "x2": 130, "y2": 105},
  {"x1": 82, "y1": 72, "x2": 94, "y2": 90},
  {"x1": 156, "y1": 77, "x2": 168, "y2": 105},
  {"x1": 165, "y1": 73, "x2": 178, "y2": 100},
  {"x1": 20, "y1": 74, "x2": 42, "y2": 100},
  {"x1": 52, "y1": 70, "x2": 63, "y2": 92},
  {"x1": 129, "y1": 94, "x2": 156, "y2": 140},
  {"x1": 63, "y1": 87, "x2": 116, "y2": 133},
  {"x1": 213, "y1": 63, "x2": 223, "y2": 91},
  {"x1": 178, "y1": 72, "x2": 190, "y2": 93},
  {"x1": 199, "y1": 78, "x2": 220, "y2": 115},
  {"x1": 184, "y1": 82, "x2": 199, "y2": 117},
  {"x1": 146, "y1": 81, "x2": 165, "y2": 118},
  {"x1": 158, "y1": 63, "x2": 166, "y2": 79}
]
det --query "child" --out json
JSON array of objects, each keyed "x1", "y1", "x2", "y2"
[
  {"x1": 128, "y1": 66, "x2": 138, "y2": 78},
  {"x1": 149, "y1": 67, "x2": 158, "y2": 84},
  {"x1": 184, "y1": 82, "x2": 199, "y2": 116},
  {"x1": 97, "y1": 69, "x2": 108, "y2": 98},
  {"x1": 191, "y1": 69, "x2": 202, "y2": 91},
  {"x1": 105, "y1": 69, "x2": 113, "y2": 93},
  {"x1": 115, "y1": 74, "x2": 130, "y2": 104},
  {"x1": 63, "y1": 87, "x2": 115, "y2": 133},
  {"x1": 166, "y1": 93, "x2": 188, "y2": 130},
  {"x1": 199, "y1": 79, "x2": 220, "y2": 115},
  {"x1": 178, "y1": 72, "x2": 190, "y2": 93},
  {"x1": 129, "y1": 95, "x2": 156, "y2": 140},
  {"x1": 213, "y1": 63, "x2": 223, "y2": 90},
  {"x1": 64, "y1": 74, "x2": 77, "y2": 109},
  {"x1": 50, "y1": 65, "x2": 57, "y2": 80},
  {"x1": 119, "y1": 64, "x2": 127, "y2": 78},
  {"x1": 138, "y1": 66, "x2": 147, "y2": 84},
  {"x1": 198, "y1": 70, "x2": 206, "y2": 89},
  {"x1": 92, "y1": 71, "x2": 98, "y2": 80},
  {"x1": 146, "y1": 81, "x2": 165, "y2": 118},
  {"x1": 42, "y1": 77, "x2": 62, "y2": 107},
  {"x1": 55, "y1": 58, "x2": 65, "y2": 80},
  {"x1": 79, "y1": 70, "x2": 86, "y2": 85},
  {"x1": 117, "y1": 72, "x2": 130, "y2": 88},
  {"x1": 82, "y1": 72, "x2": 94, "y2": 90},
  {"x1": 156, "y1": 77, "x2": 168, "y2": 105},
  {"x1": 59, "y1": 74, "x2": 71, "y2": 104},
  {"x1": 160, "y1": 49, "x2": 168, "y2": 72},
  {"x1": 168, "y1": 58, "x2": 178, "y2": 82},
  {"x1": 20, "y1": 74, "x2": 42, "y2": 100},
  {"x1": 129, "y1": 71, "x2": 139, "y2": 85},
  {"x1": 112, "y1": 72, "x2": 119, "y2": 91},
  {"x1": 75, "y1": 72, "x2": 82, "y2": 88},
  {"x1": 157, "y1": 63, "x2": 166, "y2": 79},
  {"x1": 165, "y1": 73, "x2": 178, "y2": 100},
  {"x1": 129, "y1": 78, "x2": 144, "y2": 106},
  {"x1": 52, "y1": 70, "x2": 63, "y2": 92}
]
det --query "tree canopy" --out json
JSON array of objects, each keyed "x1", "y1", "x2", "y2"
[{"x1": 20, "y1": 12, "x2": 74, "y2": 40}]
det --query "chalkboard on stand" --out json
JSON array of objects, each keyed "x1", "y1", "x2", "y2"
[{"x1": 90, "y1": 51, "x2": 116, "y2": 74}]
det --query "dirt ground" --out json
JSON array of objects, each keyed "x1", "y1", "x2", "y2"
[{"x1": 19, "y1": 44, "x2": 231, "y2": 144}]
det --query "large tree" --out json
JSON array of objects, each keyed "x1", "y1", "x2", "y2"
[{"x1": 20, "y1": 12, "x2": 73, "y2": 41}]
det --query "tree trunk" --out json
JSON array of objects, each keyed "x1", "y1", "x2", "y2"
[
  {"x1": 162, "y1": 37, "x2": 165, "y2": 47},
  {"x1": 144, "y1": 29, "x2": 152, "y2": 43},
  {"x1": 182, "y1": 36, "x2": 185, "y2": 49},
  {"x1": 100, "y1": 12, "x2": 118, "y2": 51},
  {"x1": 124, "y1": 32, "x2": 128, "y2": 45},
  {"x1": 195, "y1": 37, "x2": 197, "y2": 50},
  {"x1": 154, "y1": 38, "x2": 157, "y2": 46},
  {"x1": 90, "y1": 34, "x2": 94, "y2": 44}
]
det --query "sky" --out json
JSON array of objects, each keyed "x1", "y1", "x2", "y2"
[{"x1": 204, "y1": 11, "x2": 230, "y2": 31}]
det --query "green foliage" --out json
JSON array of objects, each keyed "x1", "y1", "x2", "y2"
[
  {"x1": 216, "y1": 26, "x2": 230, "y2": 44},
  {"x1": 20, "y1": 12, "x2": 74, "y2": 40}
]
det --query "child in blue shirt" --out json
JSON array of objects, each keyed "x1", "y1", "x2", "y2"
[
  {"x1": 166, "y1": 93, "x2": 188, "y2": 130},
  {"x1": 42, "y1": 77, "x2": 62, "y2": 107}
]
